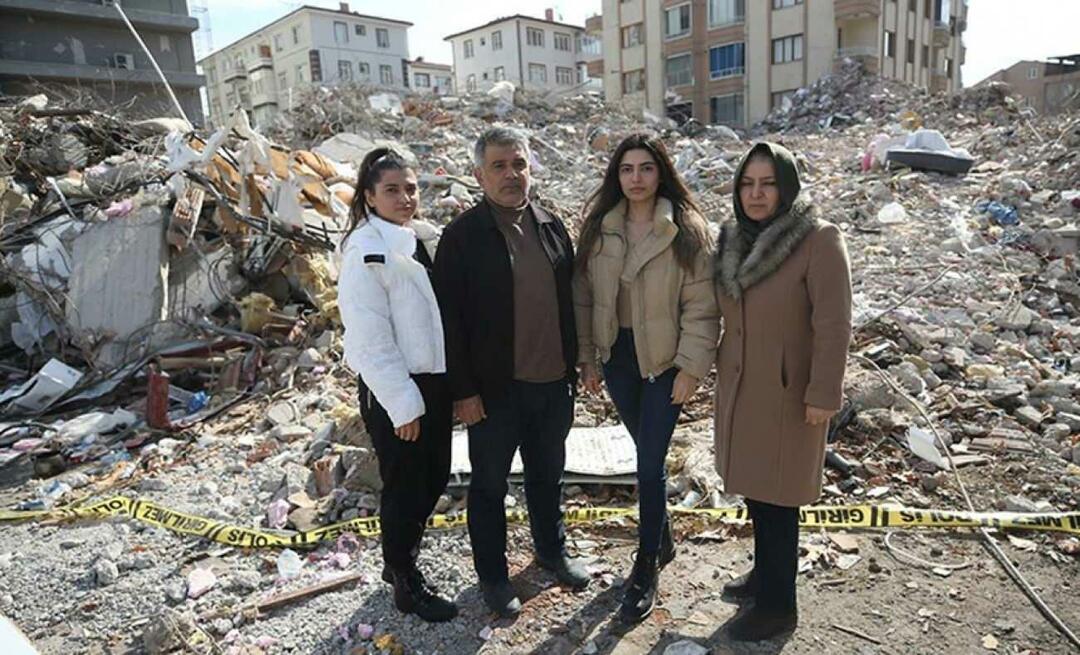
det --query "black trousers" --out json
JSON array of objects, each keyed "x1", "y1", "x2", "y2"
[
  {"x1": 746, "y1": 498, "x2": 799, "y2": 612},
  {"x1": 358, "y1": 374, "x2": 452, "y2": 571},
  {"x1": 466, "y1": 378, "x2": 574, "y2": 583}
]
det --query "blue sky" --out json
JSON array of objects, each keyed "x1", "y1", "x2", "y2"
[{"x1": 199, "y1": 0, "x2": 1080, "y2": 86}]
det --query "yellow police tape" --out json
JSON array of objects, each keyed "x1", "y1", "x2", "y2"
[{"x1": 0, "y1": 497, "x2": 1077, "y2": 549}]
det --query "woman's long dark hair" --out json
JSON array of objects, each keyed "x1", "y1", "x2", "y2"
[
  {"x1": 576, "y1": 134, "x2": 710, "y2": 272},
  {"x1": 342, "y1": 147, "x2": 413, "y2": 243}
]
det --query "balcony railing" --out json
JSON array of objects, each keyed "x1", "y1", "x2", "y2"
[
  {"x1": 834, "y1": 0, "x2": 881, "y2": 20},
  {"x1": 836, "y1": 45, "x2": 877, "y2": 58}
]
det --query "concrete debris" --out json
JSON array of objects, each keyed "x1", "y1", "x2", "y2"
[{"x1": 1, "y1": 64, "x2": 1079, "y2": 655}]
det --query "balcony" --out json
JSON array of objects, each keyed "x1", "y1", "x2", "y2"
[
  {"x1": 932, "y1": 22, "x2": 950, "y2": 47},
  {"x1": 223, "y1": 66, "x2": 247, "y2": 82},
  {"x1": 247, "y1": 56, "x2": 274, "y2": 73},
  {"x1": 0, "y1": 0, "x2": 198, "y2": 33},
  {"x1": 835, "y1": 45, "x2": 878, "y2": 73},
  {"x1": 586, "y1": 59, "x2": 604, "y2": 78},
  {"x1": 834, "y1": 0, "x2": 880, "y2": 20},
  {"x1": 585, "y1": 14, "x2": 603, "y2": 35},
  {"x1": 0, "y1": 58, "x2": 205, "y2": 88}
]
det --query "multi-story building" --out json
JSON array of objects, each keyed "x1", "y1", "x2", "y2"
[
  {"x1": 0, "y1": 0, "x2": 204, "y2": 121},
  {"x1": 199, "y1": 3, "x2": 411, "y2": 128},
  {"x1": 408, "y1": 58, "x2": 454, "y2": 95},
  {"x1": 977, "y1": 55, "x2": 1080, "y2": 115},
  {"x1": 444, "y1": 11, "x2": 602, "y2": 94},
  {"x1": 601, "y1": 0, "x2": 967, "y2": 127}
]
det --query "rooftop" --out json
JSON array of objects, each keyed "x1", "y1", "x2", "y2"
[{"x1": 443, "y1": 14, "x2": 584, "y2": 42}]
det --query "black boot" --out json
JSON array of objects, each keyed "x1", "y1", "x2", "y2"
[
  {"x1": 536, "y1": 553, "x2": 590, "y2": 590},
  {"x1": 480, "y1": 579, "x2": 522, "y2": 618},
  {"x1": 659, "y1": 522, "x2": 676, "y2": 569},
  {"x1": 722, "y1": 568, "x2": 757, "y2": 602},
  {"x1": 727, "y1": 605, "x2": 797, "y2": 641},
  {"x1": 389, "y1": 568, "x2": 458, "y2": 623},
  {"x1": 619, "y1": 551, "x2": 658, "y2": 623}
]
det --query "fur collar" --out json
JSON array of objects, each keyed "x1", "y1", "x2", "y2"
[{"x1": 716, "y1": 192, "x2": 819, "y2": 299}]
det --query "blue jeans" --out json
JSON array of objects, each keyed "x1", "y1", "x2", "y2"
[{"x1": 602, "y1": 329, "x2": 682, "y2": 555}]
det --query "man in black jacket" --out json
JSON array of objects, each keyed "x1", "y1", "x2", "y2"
[{"x1": 432, "y1": 127, "x2": 588, "y2": 617}]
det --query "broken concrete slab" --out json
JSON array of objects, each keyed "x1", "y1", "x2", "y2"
[{"x1": 65, "y1": 205, "x2": 169, "y2": 366}]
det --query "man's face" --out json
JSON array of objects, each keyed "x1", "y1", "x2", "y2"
[{"x1": 476, "y1": 143, "x2": 531, "y2": 208}]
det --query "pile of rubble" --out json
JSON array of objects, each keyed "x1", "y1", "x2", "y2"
[{"x1": 1, "y1": 72, "x2": 1079, "y2": 653}]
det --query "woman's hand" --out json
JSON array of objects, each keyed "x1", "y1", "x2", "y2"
[
  {"x1": 579, "y1": 363, "x2": 603, "y2": 396},
  {"x1": 671, "y1": 370, "x2": 699, "y2": 405},
  {"x1": 395, "y1": 418, "x2": 421, "y2": 441},
  {"x1": 805, "y1": 405, "x2": 836, "y2": 426}
]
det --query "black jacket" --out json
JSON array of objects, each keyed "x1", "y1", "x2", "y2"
[{"x1": 432, "y1": 199, "x2": 578, "y2": 404}]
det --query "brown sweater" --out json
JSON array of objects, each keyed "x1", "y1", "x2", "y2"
[{"x1": 489, "y1": 199, "x2": 566, "y2": 383}]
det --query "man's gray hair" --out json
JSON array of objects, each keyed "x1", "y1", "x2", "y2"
[{"x1": 473, "y1": 127, "x2": 531, "y2": 168}]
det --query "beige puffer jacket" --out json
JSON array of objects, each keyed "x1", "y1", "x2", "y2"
[{"x1": 573, "y1": 197, "x2": 719, "y2": 380}]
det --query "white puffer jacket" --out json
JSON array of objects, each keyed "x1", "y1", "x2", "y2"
[{"x1": 338, "y1": 215, "x2": 444, "y2": 427}]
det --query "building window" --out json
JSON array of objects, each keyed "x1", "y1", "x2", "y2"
[
  {"x1": 225, "y1": 91, "x2": 236, "y2": 107},
  {"x1": 622, "y1": 69, "x2": 645, "y2": 93},
  {"x1": 884, "y1": 30, "x2": 896, "y2": 58},
  {"x1": 355, "y1": 24, "x2": 366, "y2": 36},
  {"x1": 711, "y1": 93, "x2": 744, "y2": 124},
  {"x1": 709, "y1": 42, "x2": 745, "y2": 78},
  {"x1": 908, "y1": 0, "x2": 917, "y2": 12},
  {"x1": 771, "y1": 89, "x2": 795, "y2": 110},
  {"x1": 906, "y1": 38, "x2": 915, "y2": 64},
  {"x1": 376, "y1": 28, "x2": 390, "y2": 48},
  {"x1": 946, "y1": 58, "x2": 953, "y2": 77},
  {"x1": 709, "y1": 0, "x2": 745, "y2": 27},
  {"x1": 666, "y1": 53, "x2": 693, "y2": 86},
  {"x1": 922, "y1": 45, "x2": 929, "y2": 67},
  {"x1": 359, "y1": 62, "x2": 370, "y2": 77},
  {"x1": 554, "y1": 32, "x2": 571, "y2": 51},
  {"x1": 380, "y1": 64, "x2": 393, "y2": 85},
  {"x1": 334, "y1": 21, "x2": 348, "y2": 44},
  {"x1": 338, "y1": 59, "x2": 353, "y2": 81},
  {"x1": 771, "y1": 34, "x2": 803, "y2": 64},
  {"x1": 492, "y1": 30, "x2": 503, "y2": 50},
  {"x1": 274, "y1": 34, "x2": 283, "y2": 51},
  {"x1": 664, "y1": 4, "x2": 691, "y2": 39},
  {"x1": 467, "y1": 74, "x2": 477, "y2": 92},
  {"x1": 556, "y1": 66, "x2": 574, "y2": 85},
  {"x1": 772, "y1": 0, "x2": 802, "y2": 8},
  {"x1": 494, "y1": 66, "x2": 505, "y2": 81},
  {"x1": 464, "y1": 40, "x2": 474, "y2": 58},
  {"x1": 277, "y1": 71, "x2": 287, "y2": 89},
  {"x1": 528, "y1": 63, "x2": 547, "y2": 83},
  {"x1": 527, "y1": 27, "x2": 544, "y2": 47},
  {"x1": 292, "y1": 25, "x2": 300, "y2": 44},
  {"x1": 1027, "y1": 66, "x2": 1039, "y2": 79},
  {"x1": 207, "y1": 67, "x2": 216, "y2": 83},
  {"x1": 924, "y1": 0, "x2": 932, "y2": 16},
  {"x1": 295, "y1": 64, "x2": 304, "y2": 82},
  {"x1": 621, "y1": 23, "x2": 644, "y2": 48},
  {"x1": 415, "y1": 72, "x2": 430, "y2": 87}
]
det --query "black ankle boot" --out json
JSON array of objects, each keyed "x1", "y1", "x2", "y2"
[
  {"x1": 659, "y1": 523, "x2": 676, "y2": 569},
  {"x1": 619, "y1": 551, "x2": 658, "y2": 623},
  {"x1": 727, "y1": 605, "x2": 797, "y2": 641},
  {"x1": 390, "y1": 568, "x2": 458, "y2": 623},
  {"x1": 722, "y1": 568, "x2": 757, "y2": 602}
]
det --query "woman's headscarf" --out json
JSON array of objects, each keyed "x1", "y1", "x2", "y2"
[{"x1": 732, "y1": 142, "x2": 802, "y2": 246}]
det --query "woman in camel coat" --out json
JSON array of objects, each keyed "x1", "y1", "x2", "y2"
[{"x1": 713, "y1": 142, "x2": 852, "y2": 641}]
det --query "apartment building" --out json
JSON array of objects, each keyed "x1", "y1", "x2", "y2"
[
  {"x1": 0, "y1": 0, "x2": 204, "y2": 121},
  {"x1": 601, "y1": 0, "x2": 967, "y2": 127},
  {"x1": 977, "y1": 55, "x2": 1080, "y2": 115},
  {"x1": 444, "y1": 11, "x2": 602, "y2": 94},
  {"x1": 199, "y1": 3, "x2": 411, "y2": 128},
  {"x1": 407, "y1": 58, "x2": 454, "y2": 96}
]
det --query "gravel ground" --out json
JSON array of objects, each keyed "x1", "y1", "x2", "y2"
[{"x1": 2, "y1": 458, "x2": 1079, "y2": 654}]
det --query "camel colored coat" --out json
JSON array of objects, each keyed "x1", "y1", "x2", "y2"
[{"x1": 713, "y1": 194, "x2": 852, "y2": 507}]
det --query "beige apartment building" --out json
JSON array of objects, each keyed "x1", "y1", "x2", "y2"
[
  {"x1": 600, "y1": 0, "x2": 967, "y2": 127},
  {"x1": 977, "y1": 55, "x2": 1080, "y2": 115},
  {"x1": 199, "y1": 3, "x2": 412, "y2": 128}
]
